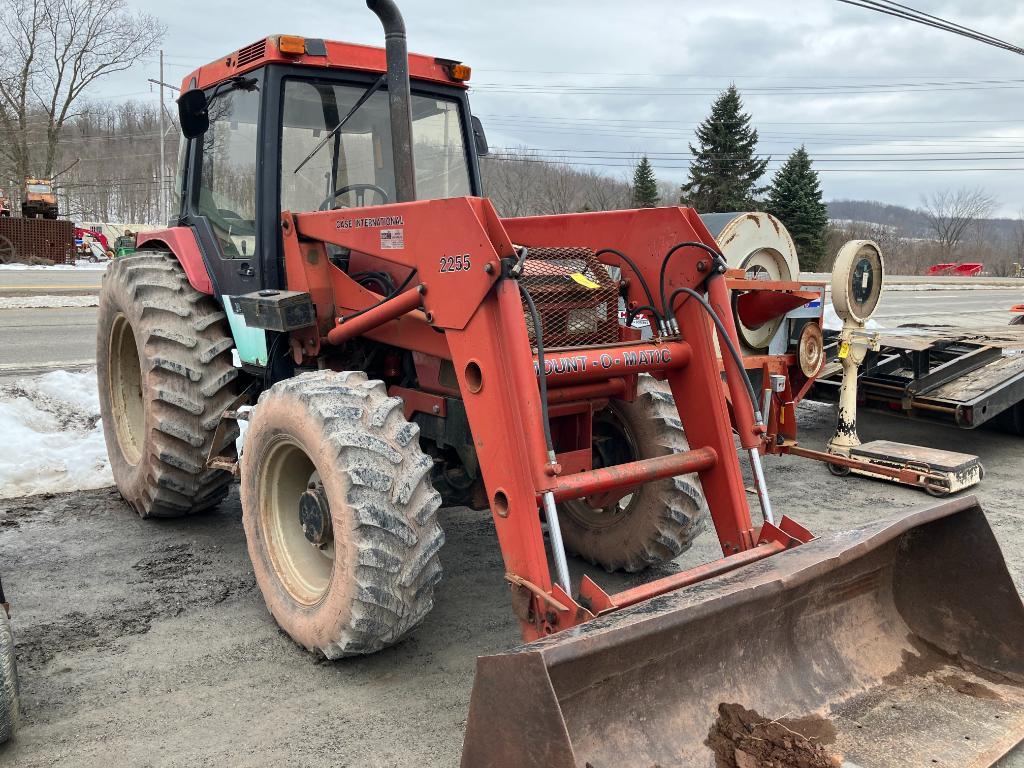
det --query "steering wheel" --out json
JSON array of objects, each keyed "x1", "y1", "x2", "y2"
[{"x1": 318, "y1": 183, "x2": 390, "y2": 211}]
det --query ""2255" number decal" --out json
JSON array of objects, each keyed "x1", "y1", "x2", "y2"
[{"x1": 440, "y1": 254, "x2": 471, "y2": 273}]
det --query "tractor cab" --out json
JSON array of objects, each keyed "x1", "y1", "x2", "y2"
[{"x1": 173, "y1": 34, "x2": 486, "y2": 298}]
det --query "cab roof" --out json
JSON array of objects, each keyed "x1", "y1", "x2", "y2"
[{"x1": 181, "y1": 35, "x2": 469, "y2": 92}]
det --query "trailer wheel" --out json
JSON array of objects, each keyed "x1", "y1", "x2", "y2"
[
  {"x1": 96, "y1": 251, "x2": 239, "y2": 518},
  {"x1": 827, "y1": 462, "x2": 852, "y2": 477},
  {"x1": 0, "y1": 612, "x2": 19, "y2": 744},
  {"x1": 241, "y1": 371, "x2": 444, "y2": 658},
  {"x1": 0, "y1": 235, "x2": 15, "y2": 264},
  {"x1": 559, "y1": 376, "x2": 707, "y2": 573}
]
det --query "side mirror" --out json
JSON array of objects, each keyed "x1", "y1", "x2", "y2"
[
  {"x1": 178, "y1": 89, "x2": 210, "y2": 139},
  {"x1": 471, "y1": 115, "x2": 488, "y2": 157}
]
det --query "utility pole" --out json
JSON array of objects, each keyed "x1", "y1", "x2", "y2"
[
  {"x1": 159, "y1": 50, "x2": 165, "y2": 224},
  {"x1": 149, "y1": 61, "x2": 180, "y2": 227}
]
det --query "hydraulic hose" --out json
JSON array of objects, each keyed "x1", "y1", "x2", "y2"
[
  {"x1": 658, "y1": 241, "x2": 727, "y2": 330},
  {"x1": 668, "y1": 285, "x2": 762, "y2": 423},
  {"x1": 518, "y1": 279, "x2": 572, "y2": 593},
  {"x1": 518, "y1": 282, "x2": 555, "y2": 459},
  {"x1": 594, "y1": 247, "x2": 667, "y2": 331}
]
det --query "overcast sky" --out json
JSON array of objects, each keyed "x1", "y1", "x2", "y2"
[{"x1": 107, "y1": 0, "x2": 1024, "y2": 215}]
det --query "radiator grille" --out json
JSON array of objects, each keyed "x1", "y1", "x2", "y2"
[{"x1": 519, "y1": 247, "x2": 620, "y2": 349}]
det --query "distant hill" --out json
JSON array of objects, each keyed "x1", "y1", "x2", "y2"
[{"x1": 827, "y1": 199, "x2": 1020, "y2": 240}]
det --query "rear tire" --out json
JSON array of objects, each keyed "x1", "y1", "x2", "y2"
[
  {"x1": 0, "y1": 612, "x2": 19, "y2": 744},
  {"x1": 241, "y1": 371, "x2": 444, "y2": 658},
  {"x1": 96, "y1": 251, "x2": 239, "y2": 518},
  {"x1": 559, "y1": 376, "x2": 706, "y2": 573}
]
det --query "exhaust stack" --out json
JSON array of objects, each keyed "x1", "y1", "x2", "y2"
[{"x1": 366, "y1": 0, "x2": 417, "y2": 202}]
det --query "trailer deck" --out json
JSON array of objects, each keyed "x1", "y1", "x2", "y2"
[{"x1": 812, "y1": 323, "x2": 1024, "y2": 435}]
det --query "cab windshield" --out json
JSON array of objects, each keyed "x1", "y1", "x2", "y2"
[
  {"x1": 27, "y1": 184, "x2": 51, "y2": 194},
  {"x1": 280, "y1": 78, "x2": 471, "y2": 213}
]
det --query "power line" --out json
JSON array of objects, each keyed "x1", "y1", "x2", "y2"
[
  {"x1": 833, "y1": 1, "x2": 1024, "y2": 55},
  {"x1": 484, "y1": 118, "x2": 1024, "y2": 142},
  {"x1": 483, "y1": 152, "x2": 1024, "y2": 173},
  {"x1": 479, "y1": 113, "x2": 1024, "y2": 127},
  {"x1": 474, "y1": 68, "x2": 1000, "y2": 79},
  {"x1": 489, "y1": 146, "x2": 1024, "y2": 159},
  {"x1": 472, "y1": 85, "x2": 1024, "y2": 97}
]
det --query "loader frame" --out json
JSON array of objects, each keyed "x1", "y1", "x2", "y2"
[
  {"x1": 281, "y1": 199, "x2": 812, "y2": 640},
  {"x1": 147, "y1": 25, "x2": 825, "y2": 643}
]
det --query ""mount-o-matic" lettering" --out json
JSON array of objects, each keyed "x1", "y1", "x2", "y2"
[
  {"x1": 533, "y1": 347, "x2": 672, "y2": 375},
  {"x1": 335, "y1": 215, "x2": 405, "y2": 230}
]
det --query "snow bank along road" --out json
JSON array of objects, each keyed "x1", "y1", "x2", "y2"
[{"x1": 0, "y1": 369, "x2": 110, "y2": 498}]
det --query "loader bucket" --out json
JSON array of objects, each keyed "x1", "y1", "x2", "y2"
[{"x1": 461, "y1": 496, "x2": 1024, "y2": 768}]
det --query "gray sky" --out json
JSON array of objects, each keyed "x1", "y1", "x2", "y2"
[{"x1": 111, "y1": 0, "x2": 1024, "y2": 215}]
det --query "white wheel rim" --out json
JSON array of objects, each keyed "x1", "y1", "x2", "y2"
[
  {"x1": 108, "y1": 313, "x2": 144, "y2": 465},
  {"x1": 259, "y1": 439, "x2": 335, "y2": 606}
]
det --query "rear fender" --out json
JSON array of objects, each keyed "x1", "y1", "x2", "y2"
[{"x1": 137, "y1": 227, "x2": 213, "y2": 295}]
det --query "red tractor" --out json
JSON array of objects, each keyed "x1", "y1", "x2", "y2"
[{"x1": 94, "y1": 3, "x2": 1023, "y2": 765}]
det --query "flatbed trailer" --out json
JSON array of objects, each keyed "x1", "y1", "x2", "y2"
[{"x1": 811, "y1": 323, "x2": 1024, "y2": 435}]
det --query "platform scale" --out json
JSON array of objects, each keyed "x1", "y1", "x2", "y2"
[{"x1": 782, "y1": 240, "x2": 983, "y2": 496}]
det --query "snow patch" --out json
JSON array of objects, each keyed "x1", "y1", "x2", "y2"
[
  {"x1": 0, "y1": 295, "x2": 99, "y2": 309},
  {"x1": 0, "y1": 369, "x2": 113, "y2": 498},
  {"x1": 0, "y1": 368, "x2": 249, "y2": 499}
]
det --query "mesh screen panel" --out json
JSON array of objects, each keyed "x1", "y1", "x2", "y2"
[{"x1": 519, "y1": 247, "x2": 620, "y2": 349}]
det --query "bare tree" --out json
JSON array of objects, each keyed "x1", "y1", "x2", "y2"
[
  {"x1": 0, "y1": 0, "x2": 165, "y2": 185},
  {"x1": 920, "y1": 187, "x2": 998, "y2": 253},
  {"x1": 482, "y1": 149, "x2": 633, "y2": 217}
]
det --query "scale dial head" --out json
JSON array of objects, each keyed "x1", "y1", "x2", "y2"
[{"x1": 831, "y1": 240, "x2": 884, "y2": 324}]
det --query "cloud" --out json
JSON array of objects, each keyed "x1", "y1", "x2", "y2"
[{"x1": 102, "y1": 0, "x2": 1024, "y2": 214}]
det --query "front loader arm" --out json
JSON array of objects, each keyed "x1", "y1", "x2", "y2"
[{"x1": 283, "y1": 198, "x2": 811, "y2": 641}]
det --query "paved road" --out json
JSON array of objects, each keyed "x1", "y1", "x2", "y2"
[
  {"x1": 0, "y1": 307, "x2": 96, "y2": 377},
  {"x1": 874, "y1": 287, "x2": 1023, "y2": 327},
  {"x1": 0, "y1": 267, "x2": 104, "y2": 297},
  {"x1": 0, "y1": 282, "x2": 1020, "y2": 375}
]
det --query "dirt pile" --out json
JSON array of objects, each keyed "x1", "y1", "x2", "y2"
[{"x1": 706, "y1": 703, "x2": 841, "y2": 768}]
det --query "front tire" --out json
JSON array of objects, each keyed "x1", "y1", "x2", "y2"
[
  {"x1": 241, "y1": 371, "x2": 444, "y2": 658},
  {"x1": 559, "y1": 376, "x2": 706, "y2": 573},
  {"x1": 0, "y1": 612, "x2": 19, "y2": 744},
  {"x1": 96, "y1": 251, "x2": 239, "y2": 518}
]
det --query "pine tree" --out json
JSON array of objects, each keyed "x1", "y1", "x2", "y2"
[
  {"x1": 766, "y1": 146, "x2": 829, "y2": 270},
  {"x1": 680, "y1": 85, "x2": 769, "y2": 212},
  {"x1": 631, "y1": 156, "x2": 659, "y2": 208}
]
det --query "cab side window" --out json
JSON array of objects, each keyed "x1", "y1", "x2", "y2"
[{"x1": 195, "y1": 87, "x2": 261, "y2": 259}]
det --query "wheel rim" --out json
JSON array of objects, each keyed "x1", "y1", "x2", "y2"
[
  {"x1": 0, "y1": 235, "x2": 15, "y2": 264},
  {"x1": 259, "y1": 439, "x2": 335, "y2": 605},
  {"x1": 108, "y1": 314, "x2": 145, "y2": 465},
  {"x1": 562, "y1": 407, "x2": 639, "y2": 530}
]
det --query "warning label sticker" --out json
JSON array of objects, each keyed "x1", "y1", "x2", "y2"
[{"x1": 380, "y1": 228, "x2": 404, "y2": 250}]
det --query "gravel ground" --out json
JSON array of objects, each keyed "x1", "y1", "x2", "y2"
[{"x1": 0, "y1": 402, "x2": 1021, "y2": 767}]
